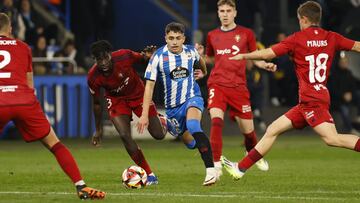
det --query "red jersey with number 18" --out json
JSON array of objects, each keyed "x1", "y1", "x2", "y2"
[
  {"x1": 271, "y1": 27, "x2": 355, "y2": 105},
  {"x1": 0, "y1": 36, "x2": 36, "y2": 106}
]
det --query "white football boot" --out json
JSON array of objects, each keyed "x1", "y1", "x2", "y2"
[
  {"x1": 202, "y1": 167, "x2": 217, "y2": 186},
  {"x1": 220, "y1": 156, "x2": 244, "y2": 180}
]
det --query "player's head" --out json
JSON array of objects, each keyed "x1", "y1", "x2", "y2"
[
  {"x1": 165, "y1": 22, "x2": 185, "y2": 54},
  {"x1": 0, "y1": 13, "x2": 12, "y2": 37},
  {"x1": 297, "y1": 1, "x2": 322, "y2": 30},
  {"x1": 217, "y1": 0, "x2": 237, "y2": 27},
  {"x1": 90, "y1": 40, "x2": 113, "y2": 73}
]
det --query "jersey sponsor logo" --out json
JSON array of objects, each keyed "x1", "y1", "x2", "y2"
[
  {"x1": 110, "y1": 77, "x2": 130, "y2": 94},
  {"x1": 170, "y1": 66, "x2": 189, "y2": 81},
  {"x1": 0, "y1": 85, "x2": 18, "y2": 92},
  {"x1": 242, "y1": 105, "x2": 252, "y2": 113},
  {"x1": 306, "y1": 40, "x2": 327, "y2": 47},
  {"x1": 216, "y1": 45, "x2": 240, "y2": 55},
  {"x1": 0, "y1": 40, "x2": 17, "y2": 45}
]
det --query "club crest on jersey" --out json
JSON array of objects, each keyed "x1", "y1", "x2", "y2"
[
  {"x1": 170, "y1": 66, "x2": 189, "y2": 81},
  {"x1": 235, "y1": 35, "x2": 241, "y2": 42}
]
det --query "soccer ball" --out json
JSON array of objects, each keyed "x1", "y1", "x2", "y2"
[{"x1": 122, "y1": 165, "x2": 147, "y2": 189}]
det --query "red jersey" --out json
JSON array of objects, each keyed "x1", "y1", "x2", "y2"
[
  {"x1": 272, "y1": 27, "x2": 355, "y2": 105},
  {"x1": 0, "y1": 36, "x2": 36, "y2": 106},
  {"x1": 206, "y1": 25, "x2": 257, "y2": 87},
  {"x1": 87, "y1": 49, "x2": 145, "y2": 100}
]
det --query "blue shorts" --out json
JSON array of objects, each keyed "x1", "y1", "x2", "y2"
[{"x1": 166, "y1": 96, "x2": 204, "y2": 135}]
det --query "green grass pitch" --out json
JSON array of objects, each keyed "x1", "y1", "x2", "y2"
[{"x1": 1, "y1": 135, "x2": 360, "y2": 202}]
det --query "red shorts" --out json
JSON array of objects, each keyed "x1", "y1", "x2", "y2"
[
  {"x1": 207, "y1": 84, "x2": 253, "y2": 120},
  {"x1": 285, "y1": 103, "x2": 334, "y2": 129},
  {"x1": 106, "y1": 97, "x2": 158, "y2": 118},
  {"x1": 0, "y1": 101, "x2": 51, "y2": 142}
]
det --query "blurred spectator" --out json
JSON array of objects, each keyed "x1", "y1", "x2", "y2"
[
  {"x1": 0, "y1": 0, "x2": 25, "y2": 39},
  {"x1": 53, "y1": 39, "x2": 85, "y2": 74},
  {"x1": 246, "y1": 60, "x2": 266, "y2": 132},
  {"x1": 268, "y1": 32, "x2": 297, "y2": 106},
  {"x1": 32, "y1": 35, "x2": 48, "y2": 74},
  {"x1": 329, "y1": 54, "x2": 359, "y2": 134},
  {"x1": 18, "y1": 0, "x2": 44, "y2": 46}
]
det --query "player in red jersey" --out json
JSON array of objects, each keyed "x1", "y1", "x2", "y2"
[
  {"x1": 0, "y1": 13, "x2": 105, "y2": 200},
  {"x1": 88, "y1": 40, "x2": 167, "y2": 185},
  {"x1": 221, "y1": 1, "x2": 360, "y2": 180},
  {"x1": 204, "y1": 0, "x2": 276, "y2": 176}
]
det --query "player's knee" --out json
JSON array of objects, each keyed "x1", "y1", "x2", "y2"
[
  {"x1": 186, "y1": 119, "x2": 203, "y2": 135},
  {"x1": 321, "y1": 135, "x2": 340, "y2": 147}
]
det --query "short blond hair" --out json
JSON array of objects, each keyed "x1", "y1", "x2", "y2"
[{"x1": 0, "y1": 13, "x2": 10, "y2": 33}]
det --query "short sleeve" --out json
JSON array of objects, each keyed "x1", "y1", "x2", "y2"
[
  {"x1": 333, "y1": 32, "x2": 355, "y2": 51},
  {"x1": 130, "y1": 50, "x2": 144, "y2": 63},
  {"x1": 87, "y1": 71, "x2": 100, "y2": 97},
  {"x1": 271, "y1": 34, "x2": 296, "y2": 57},
  {"x1": 206, "y1": 34, "x2": 214, "y2": 57},
  {"x1": 247, "y1": 29, "x2": 257, "y2": 52},
  {"x1": 144, "y1": 54, "x2": 159, "y2": 81}
]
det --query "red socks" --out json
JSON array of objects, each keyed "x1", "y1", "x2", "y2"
[
  {"x1": 243, "y1": 131, "x2": 258, "y2": 152},
  {"x1": 130, "y1": 148, "x2": 152, "y2": 175},
  {"x1": 210, "y1": 118, "x2": 224, "y2": 162},
  {"x1": 354, "y1": 139, "x2": 360, "y2": 152},
  {"x1": 50, "y1": 142, "x2": 83, "y2": 183},
  {"x1": 238, "y1": 148, "x2": 263, "y2": 171}
]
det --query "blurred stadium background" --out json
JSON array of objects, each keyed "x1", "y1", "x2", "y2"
[{"x1": 1, "y1": 0, "x2": 360, "y2": 139}]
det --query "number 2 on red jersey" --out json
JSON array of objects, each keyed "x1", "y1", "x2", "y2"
[{"x1": 0, "y1": 50, "x2": 11, "y2": 78}]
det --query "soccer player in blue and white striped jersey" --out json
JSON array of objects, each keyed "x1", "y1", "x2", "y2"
[{"x1": 137, "y1": 22, "x2": 218, "y2": 186}]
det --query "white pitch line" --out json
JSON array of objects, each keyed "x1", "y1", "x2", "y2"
[{"x1": 0, "y1": 191, "x2": 359, "y2": 201}]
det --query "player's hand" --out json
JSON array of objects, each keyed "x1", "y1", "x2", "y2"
[
  {"x1": 262, "y1": 62, "x2": 277, "y2": 72},
  {"x1": 194, "y1": 69, "x2": 205, "y2": 80},
  {"x1": 137, "y1": 115, "x2": 149, "y2": 134},
  {"x1": 142, "y1": 45, "x2": 157, "y2": 59},
  {"x1": 229, "y1": 54, "x2": 245, "y2": 60},
  {"x1": 195, "y1": 43, "x2": 205, "y2": 55},
  {"x1": 92, "y1": 130, "x2": 103, "y2": 147}
]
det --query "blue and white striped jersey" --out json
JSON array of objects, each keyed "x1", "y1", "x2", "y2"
[{"x1": 145, "y1": 45, "x2": 202, "y2": 108}]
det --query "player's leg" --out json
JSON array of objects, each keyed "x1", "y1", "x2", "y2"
[
  {"x1": 112, "y1": 115, "x2": 157, "y2": 184},
  {"x1": 208, "y1": 85, "x2": 226, "y2": 174},
  {"x1": 40, "y1": 129, "x2": 105, "y2": 199},
  {"x1": 186, "y1": 105, "x2": 217, "y2": 186},
  {"x1": 14, "y1": 103, "x2": 105, "y2": 199},
  {"x1": 222, "y1": 115, "x2": 293, "y2": 179},
  {"x1": 313, "y1": 122, "x2": 360, "y2": 150},
  {"x1": 235, "y1": 117, "x2": 269, "y2": 171},
  {"x1": 147, "y1": 115, "x2": 166, "y2": 140},
  {"x1": 181, "y1": 131, "x2": 197, "y2": 149}
]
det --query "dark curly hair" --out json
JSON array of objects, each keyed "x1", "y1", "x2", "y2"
[{"x1": 90, "y1": 40, "x2": 113, "y2": 59}]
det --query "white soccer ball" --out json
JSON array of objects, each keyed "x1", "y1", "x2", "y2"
[{"x1": 122, "y1": 165, "x2": 147, "y2": 189}]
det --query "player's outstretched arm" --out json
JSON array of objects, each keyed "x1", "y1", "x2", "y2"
[
  {"x1": 229, "y1": 48, "x2": 277, "y2": 61},
  {"x1": 137, "y1": 80, "x2": 156, "y2": 134},
  {"x1": 91, "y1": 95, "x2": 103, "y2": 147},
  {"x1": 352, "y1": 41, "x2": 360, "y2": 53}
]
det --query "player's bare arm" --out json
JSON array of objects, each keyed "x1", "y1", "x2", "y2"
[
  {"x1": 352, "y1": 41, "x2": 360, "y2": 52},
  {"x1": 91, "y1": 94, "x2": 103, "y2": 146},
  {"x1": 137, "y1": 80, "x2": 155, "y2": 134},
  {"x1": 26, "y1": 72, "x2": 34, "y2": 89},
  {"x1": 194, "y1": 57, "x2": 207, "y2": 80},
  {"x1": 229, "y1": 48, "x2": 277, "y2": 61}
]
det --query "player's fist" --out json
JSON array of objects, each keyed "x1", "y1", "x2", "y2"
[
  {"x1": 263, "y1": 62, "x2": 277, "y2": 72},
  {"x1": 195, "y1": 43, "x2": 204, "y2": 55},
  {"x1": 142, "y1": 45, "x2": 157, "y2": 59},
  {"x1": 137, "y1": 115, "x2": 149, "y2": 134},
  {"x1": 194, "y1": 69, "x2": 205, "y2": 80},
  {"x1": 92, "y1": 130, "x2": 103, "y2": 147}
]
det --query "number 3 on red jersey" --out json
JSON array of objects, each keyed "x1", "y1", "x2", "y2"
[
  {"x1": 0, "y1": 50, "x2": 11, "y2": 78},
  {"x1": 305, "y1": 53, "x2": 329, "y2": 83}
]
